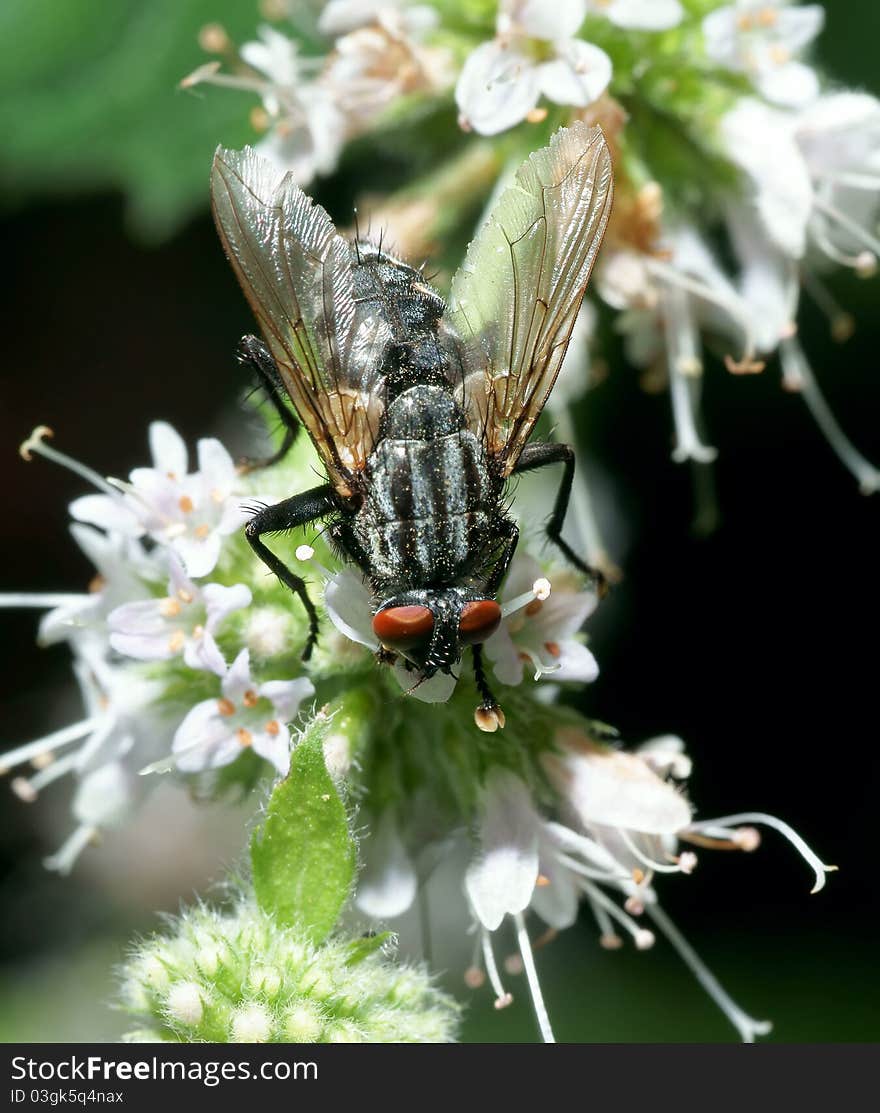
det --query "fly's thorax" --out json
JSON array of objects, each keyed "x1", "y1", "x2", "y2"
[
  {"x1": 351, "y1": 244, "x2": 445, "y2": 343},
  {"x1": 370, "y1": 586, "x2": 502, "y2": 676}
]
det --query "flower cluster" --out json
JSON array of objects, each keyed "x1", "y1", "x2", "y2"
[
  {"x1": 120, "y1": 900, "x2": 458, "y2": 1043},
  {"x1": 186, "y1": 0, "x2": 879, "y2": 497},
  {"x1": 1, "y1": 416, "x2": 599, "y2": 871}
]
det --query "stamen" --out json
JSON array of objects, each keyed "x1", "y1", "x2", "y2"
[
  {"x1": 501, "y1": 577, "x2": 552, "y2": 619},
  {"x1": 620, "y1": 829, "x2": 692, "y2": 874},
  {"x1": 513, "y1": 912, "x2": 556, "y2": 1044},
  {"x1": 688, "y1": 810, "x2": 837, "y2": 893},
  {"x1": 812, "y1": 193, "x2": 880, "y2": 266},
  {"x1": 0, "y1": 717, "x2": 101, "y2": 775},
  {"x1": 645, "y1": 903, "x2": 772, "y2": 1043},
  {"x1": 578, "y1": 878, "x2": 655, "y2": 949},
  {"x1": 779, "y1": 338, "x2": 880, "y2": 494},
  {"x1": 44, "y1": 824, "x2": 100, "y2": 875},
  {"x1": 646, "y1": 257, "x2": 761, "y2": 375},
  {"x1": 19, "y1": 427, "x2": 118, "y2": 496},
  {"x1": 661, "y1": 285, "x2": 718, "y2": 465},
  {"x1": 585, "y1": 894, "x2": 622, "y2": 948},
  {"x1": 0, "y1": 593, "x2": 87, "y2": 610},
  {"x1": 13, "y1": 750, "x2": 82, "y2": 802},
  {"x1": 480, "y1": 930, "x2": 513, "y2": 1009}
]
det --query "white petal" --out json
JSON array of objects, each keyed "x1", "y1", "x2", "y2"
[
  {"x1": 552, "y1": 641, "x2": 599, "y2": 683},
  {"x1": 455, "y1": 41, "x2": 540, "y2": 135},
  {"x1": 148, "y1": 422, "x2": 188, "y2": 477},
  {"x1": 756, "y1": 61, "x2": 819, "y2": 109},
  {"x1": 393, "y1": 666, "x2": 457, "y2": 703},
  {"x1": 73, "y1": 761, "x2": 134, "y2": 827},
  {"x1": 721, "y1": 98, "x2": 812, "y2": 258},
  {"x1": 356, "y1": 811, "x2": 418, "y2": 919},
  {"x1": 601, "y1": 0, "x2": 683, "y2": 32},
  {"x1": 728, "y1": 205, "x2": 798, "y2": 352},
  {"x1": 547, "y1": 747, "x2": 692, "y2": 834},
  {"x1": 172, "y1": 533, "x2": 221, "y2": 579},
  {"x1": 251, "y1": 725, "x2": 292, "y2": 776},
  {"x1": 183, "y1": 631, "x2": 227, "y2": 675},
  {"x1": 196, "y1": 438, "x2": 237, "y2": 491},
  {"x1": 539, "y1": 41, "x2": 611, "y2": 108},
  {"x1": 324, "y1": 570, "x2": 378, "y2": 650},
  {"x1": 484, "y1": 629, "x2": 525, "y2": 686},
  {"x1": 530, "y1": 850, "x2": 580, "y2": 929},
  {"x1": 518, "y1": 0, "x2": 587, "y2": 41},
  {"x1": 465, "y1": 770, "x2": 540, "y2": 931},
  {"x1": 172, "y1": 700, "x2": 239, "y2": 772},
  {"x1": 69, "y1": 495, "x2": 143, "y2": 538},
  {"x1": 259, "y1": 677, "x2": 315, "y2": 721},
  {"x1": 776, "y1": 5, "x2": 825, "y2": 54},
  {"x1": 222, "y1": 648, "x2": 253, "y2": 702},
  {"x1": 203, "y1": 582, "x2": 252, "y2": 632},
  {"x1": 702, "y1": 8, "x2": 738, "y2": 68}
]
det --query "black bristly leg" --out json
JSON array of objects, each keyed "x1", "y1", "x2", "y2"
[
  {"x1": 237, "y1": 334, "x2": 298, "y2": 473},
  {"x1": 245, "y1": 485, "x2": 338, "y2": 659},
  {"x1": 513, "y1": 441, "x2": 607, "y2": 596},
  {"x1": 472, "y1": 643, "x2": 504, "y2": 728}
]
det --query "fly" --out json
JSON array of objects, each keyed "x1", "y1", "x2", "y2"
[{"x1": 210, "y1": 121, "x2": 613, "y2": 731}]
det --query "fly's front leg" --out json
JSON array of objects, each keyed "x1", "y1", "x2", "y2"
[
  {"x1": 245, "y1": 485, "x2": 337, "y2": 660},
  {"x1": 513, "y1": 442, "x2": 607, "y2": 597},
  {"x1": 472, "y1": 517, "x2": 518, "y2": 732},
  {"x1": 237, "y1": 334, "x2": 298, "y2": 473}
]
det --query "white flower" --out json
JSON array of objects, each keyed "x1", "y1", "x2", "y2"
[
  {"x1": 171, "y1": 649, "x2": 314, "y2": 775},
  {"x1": 484, "y1": 554, "x2": 598, "y2": 685},
  {"x1": 455, "y1": 1, "x2": 611, "y2": 136},
  {"x1": 70, "y1": 421, "x2": 248, "y2": 579},
  {"x1": 465, "y1": 769, "x2": 541, "y2": 931},
  {"x1": 0, "y1": 643, "x2": 173, "y2": 874},
  {"x1": 703, "y1": 1, "x2": 824, "y2": 107},
  {"x1": 461, "y1": 731, "x2": 834, "y2": 1042},
  {"x1": 585, "y1": 0, "x2": 683, "y2": 32},
  {"x1": 355, "y1": 811, "x2": 419, "y2": 919},
  {"x1": 240, "y1": 24, "x2": 301, "y2": 106},
  {"x1": 325, "y1": 21, "x2": 451, "y2": 130},
  {"x1": 255, "y1": 82, "x2": 347, "y2": 182},
  {"x1": 108, "y1": 555, "x2": 251, "y2": 674}
]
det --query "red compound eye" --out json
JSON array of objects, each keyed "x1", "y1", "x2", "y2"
[
  {"x1": 458, "y1": 599, "x2": 502, "y2": 645},
  {"x1": 372, "y1": 605, "x2": 434, "y2": 649}
]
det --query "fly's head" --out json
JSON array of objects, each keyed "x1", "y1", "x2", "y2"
[{"x1": 371, "y1": 587, "x2": 502, "y2": 677}]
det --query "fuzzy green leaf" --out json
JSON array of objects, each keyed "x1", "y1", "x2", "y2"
[{"x1": 250, "y1": 717, "x2": 355, "y2": 943}]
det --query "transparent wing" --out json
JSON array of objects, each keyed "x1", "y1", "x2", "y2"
[
  {"x1": 447, "y1": 123, "x2": 613, "y2": 475},
  {"x1": 211, "y1": 146, "x2": 383, "y2": 488}
]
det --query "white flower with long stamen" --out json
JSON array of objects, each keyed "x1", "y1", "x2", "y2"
[
  {"x1": 460, "y1": 730, "x2": 834, "y2": 1042},
  {"x1": 69, "y1": 421, "x2": 249, "y2": 579},
  {"x1": 170, "y1": 649, "x2": 314, "y2": 776},
  {"x1": 484, "y1": 554, "x2": 598, "y2": 685},
  {"x1": 1, "y1": 643, "x2": 173, "y2": 874},
  {"x1": 318, "y1": 0, "x2": 439, "y2": 38},
  {"x1": 455, "y1": 1, "x2": 612, "y2": 136},
  {"x1": 0, "y1": 523, "x2": 155, "y2": 650},
  {"x1": 108, "y1": 555, "x2": 251, "y2": 674},
  {"x1": 703, "y1": 1, "x2": 824, "y2": 107}
]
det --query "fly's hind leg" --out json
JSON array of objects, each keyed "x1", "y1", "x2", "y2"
[
  {"x1": 513, "y1": 441, "x2": 608, "y2": 597},
  {"x1": 245, "y1": 485, "x2": 337, "y2": 660},
  {"x1": 237, "y1": 334, "x2": 298, "y2": 473}
]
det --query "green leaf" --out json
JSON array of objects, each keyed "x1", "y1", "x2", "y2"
[
  {"x1": 250, "y1": 717, "x2": 356, "y2": 944},
  {"x1": 344, "y1": 931, "x2": 396, "y2": 967}
]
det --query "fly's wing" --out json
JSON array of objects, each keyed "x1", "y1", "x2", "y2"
[
  {"x1": 211, "y1": 146, "x2": 383, "y2": 489},
  {"x1": 447, "y1": 123, "x2": 613, "y2": 475}
]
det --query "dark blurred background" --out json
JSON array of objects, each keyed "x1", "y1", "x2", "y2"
[{"x1": 1, "y1": 3, "x2": 878, "y2": 1041}]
